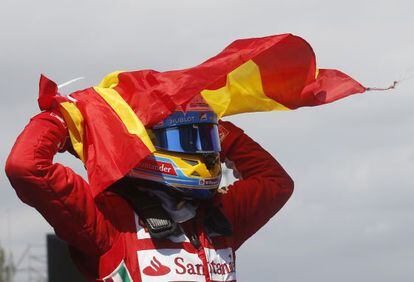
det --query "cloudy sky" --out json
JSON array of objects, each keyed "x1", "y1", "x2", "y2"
[{"x1": 1, "y1": 0, "x2": 413, "y2": 281}]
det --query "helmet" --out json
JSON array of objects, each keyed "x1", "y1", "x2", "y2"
[{"x1": 127, "y1": 99, "x2": 222, "y2": 199}]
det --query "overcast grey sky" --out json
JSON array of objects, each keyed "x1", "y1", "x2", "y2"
[{"x1": 1, "y1": 0, "x2": 413, "y2": 281}]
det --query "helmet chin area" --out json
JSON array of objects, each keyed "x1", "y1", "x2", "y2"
[
  {"x1": 126, "y1": 177, "x2": 217, "y2": 202},
  {"x1": 127, "y1": 150, "x2": 222, "y2": 200}
]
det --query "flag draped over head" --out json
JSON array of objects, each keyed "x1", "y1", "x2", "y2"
[{"x1": 38, "y1": 33, "x2": 366, "y2": 197}]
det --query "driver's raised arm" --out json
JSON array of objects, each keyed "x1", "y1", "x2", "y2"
[
  {"x1": 218, "y1": 120, "x2": 294, "y2": 250},
  {"x1": 5, "y1": 111, "x2": 114, "y2": 257}
]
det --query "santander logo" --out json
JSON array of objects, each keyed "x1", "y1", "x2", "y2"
[
  {"x1": 138, "y1": 248, "x2": 236, "y2": 281},
  {"x1": 142, "y1": 256, "x2": 171, "y2": 276},
  {"x1": 138, "y1": 159, "x2": 177, "y2": 176}
]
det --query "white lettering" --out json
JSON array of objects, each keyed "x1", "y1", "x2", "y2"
[
  {"x1": 137, "y1": 248, "x2": 236, "y2": 281},
  {"x1": 138, "y1": 161, "x2": 173, "y2": 174},
  {"x1": 168, "y1": 116, "x2": 195, "y2": 125},
  {"x1": 174, "y1": 257, "x2": 186, "y2": 275}
]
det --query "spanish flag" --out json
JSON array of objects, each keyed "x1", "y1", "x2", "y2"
[{"x1": 38, "y1": 33, "x2": 366, "y2": 197}]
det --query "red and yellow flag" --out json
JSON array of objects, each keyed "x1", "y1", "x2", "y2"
[{"x1": 38, "y1": 33, "x2": 366, "y2": 196}]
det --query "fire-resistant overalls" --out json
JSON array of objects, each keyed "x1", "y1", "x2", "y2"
[{"x1": 5, "y1": 111, "x2": 293, "y2": 282}]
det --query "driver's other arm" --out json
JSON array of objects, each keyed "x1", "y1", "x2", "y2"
[
  {"x1": 5, "y1": 112, "x2": 114, "y2": 257},
  {"x1": 218, "y1": 121, "x2": 294, "y2": 250}
]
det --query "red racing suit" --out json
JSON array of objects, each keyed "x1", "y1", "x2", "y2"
[{"x1": 5, "y1": 111, "x2": 294, "y2": 282}]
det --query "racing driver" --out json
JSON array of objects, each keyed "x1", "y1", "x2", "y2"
[{"x1": 5, "y1": 102, "x2": 294, "y2": 281}]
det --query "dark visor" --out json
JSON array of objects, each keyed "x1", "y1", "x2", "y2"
[{"x1": 153, "y1": 124, "x2": 221, "y2": 153}]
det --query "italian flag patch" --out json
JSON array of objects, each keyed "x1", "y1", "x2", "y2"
[{"x1": 103, "y1": 261, "x2": 132, "y2": 282}]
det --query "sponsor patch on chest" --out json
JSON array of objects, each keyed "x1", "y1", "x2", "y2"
[{"x1": 137, "y1": 248, "x2": 236, "y2": 282}]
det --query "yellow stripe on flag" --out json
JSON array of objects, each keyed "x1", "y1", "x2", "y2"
[
  {"x1": 59, "y1": 102, "x2": 86, "y2": 162},
  {"x1": 93, "y1": 86, "x2": 156, "y2": 153},
  {"x1": 201, "y1": 60, "x2": 289, "y2": 118}
]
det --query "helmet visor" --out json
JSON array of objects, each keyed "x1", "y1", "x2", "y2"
[{"x1": 153, "y1": 124, "x2": 221, "y2": 153}]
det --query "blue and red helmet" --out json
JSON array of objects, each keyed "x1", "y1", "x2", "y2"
[{"x1": 128, "y1": 103, "x2": 222, "y2": 199}]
